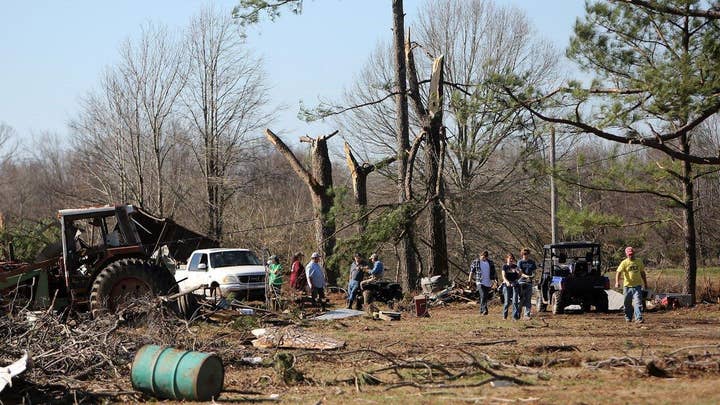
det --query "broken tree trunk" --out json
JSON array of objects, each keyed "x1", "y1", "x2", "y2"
[
  {"x1": 343, "y1": 142, "x2": 396, "y2": 234},
  {"x1": 264, "y1": 129, "x2": 338, "y2": 283},
  {"x1": 393, "y1": 0, "x2": 419, "y2": 293},
  {"x1": 407, "y1": 38, "x2": 449, "y2": 278}
]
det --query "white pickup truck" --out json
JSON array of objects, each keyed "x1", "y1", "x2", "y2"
[{"x1": 174, "y1": 248, "x2": 266, "y2": 299}]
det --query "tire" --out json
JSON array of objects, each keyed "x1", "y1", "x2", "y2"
[
  {"x1": 177, "y1": 293, "x2": 200, "y2": 319},
  {"x1": 551, "y1": 291, "x2": 564, "y2": 314},
  {"x1": 596, "y1": 291, "x2": 609, "y2": 313},
  {"x1": 536, "y1": 295, "x2": 547, "y2": 313},
  {"x1": 89, "y1": 258, "x2": 174, "y2": 315}
]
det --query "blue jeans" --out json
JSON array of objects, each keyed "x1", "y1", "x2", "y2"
[
  {"x1": 623, "y1": 286, "x2": 644, "y2": 321},
  {"x1": 519, "y1": 283, "x2": 533, "y2": 318},
  {"x1": 476, "y1": 283, "x2": 492, "y2": 314},
  {"x1": 347, "y1": 280, "x2": 360, "y2": 308},
  {"x1": 503, "y1": 284, "x2": 521, "y2": 320}
]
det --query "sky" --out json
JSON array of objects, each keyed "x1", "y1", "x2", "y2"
[{"x1": 0, "y1": 0, "x2": 586, "y2": 147}]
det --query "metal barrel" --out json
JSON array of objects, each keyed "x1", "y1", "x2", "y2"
[{"x1": 131, "y1": 344, "x2": 224, "y2": 401}]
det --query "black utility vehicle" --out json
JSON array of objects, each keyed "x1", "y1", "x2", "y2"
[
  {"x1": 361, "y1": 280, "x2": 403, "y2": 309},
  {"x1": 536, "y1": 242, "x2": 610, "y2": 314}
]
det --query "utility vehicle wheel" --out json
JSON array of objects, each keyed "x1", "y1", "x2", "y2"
[
  {"x1": 536, "y1": 295, "x2": 547, "y2": 312},
  {"x1": 551, "y1": 291, "x2": 564, "y2": 314},
  {"x1": 89, "y1": 258, "x2": 174, "y2": 315},
  {"x1": 596, "y1": 291, "x2": 609, "y2": 313}
]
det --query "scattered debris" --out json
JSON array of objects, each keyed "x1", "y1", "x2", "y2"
[
  {"x1": 373, "y1": 311, "x2": 401, "y2": 321},
  {"x1": 0, "y1": 352, "x2": 28, "y2": 393},
  {"x1": 241, "y1": 356, "x2": 264, "y2": 365},
  {"x1": 251, "y1": 327, "x2": 345, "y2": 350},
  {"x1": 490, "y1": 380, "x2": 515, "y2": 388},
  {"x1": 312, "y1": 308, "x2": 365, "y2": 320},
  {"x1": 654, "y1": 293, "x2": 693, "y2": 308},
  {"x1": 273, "y1": 352, "x2": 304, "y2": 384}
]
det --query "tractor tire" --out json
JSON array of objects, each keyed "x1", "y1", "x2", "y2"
[
  {"x1": 596, "y1": 291, "x2": 609, "y2": 313},
  {"x1": 551, "y1": 291, "x2": 564, "y2": 314},
  {"x1": 89, "y1": 258, "x2": 174, "y2": 316},
  {"x1": 536, "y1": 295, "x2": 547, "y2": 313}
]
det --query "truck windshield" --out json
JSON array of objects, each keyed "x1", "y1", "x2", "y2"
[{"x1": 210, "y1": 250, "x2": 261, "y2": 268}]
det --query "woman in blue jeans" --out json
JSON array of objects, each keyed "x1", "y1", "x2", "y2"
[{"x1": 501, "y1": 253, "x2": 521, "y2": 320}]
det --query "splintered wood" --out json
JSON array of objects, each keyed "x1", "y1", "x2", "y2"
[{"x1": 251, "y1": 327, "x2": 345, "y2": 350}]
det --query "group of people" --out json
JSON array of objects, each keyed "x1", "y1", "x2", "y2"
[
  {"x1": 468, "y1": 248, "x2": 537, "y2": 320},
  {"x1": 265, "y1": 250, "x2": 384, "y2": 311},
  {"x1": 347, "y1": 252, "x2": 384, "y2": 309},
  {"x1": 468, "y1": 246, "x2": 647, "y2": 323}
]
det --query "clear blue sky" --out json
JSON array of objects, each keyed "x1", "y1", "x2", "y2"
[{"x1": 0, "y1": 0, "x2": 586, "y2": 145}]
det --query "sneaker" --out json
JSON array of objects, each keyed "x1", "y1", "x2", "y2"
[
  {"x1": 625, "y1": 318, "x2": 632, "y2": 322},
  {"x1": 635, "y1": 319, "x2": 644, "y2": 324}
]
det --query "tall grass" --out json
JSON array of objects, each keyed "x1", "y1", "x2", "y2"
[{"x1": 647, "y1": 267, "x2": 720, "y2": 303}]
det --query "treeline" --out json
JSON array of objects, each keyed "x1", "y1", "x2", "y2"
[{"x1": 1, "y1": 1, "x2": 719, "y2": 298}]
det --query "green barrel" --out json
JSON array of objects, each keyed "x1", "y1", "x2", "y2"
[{"x1": 131, "y1": 344, "x2": 224, "y2": 401}]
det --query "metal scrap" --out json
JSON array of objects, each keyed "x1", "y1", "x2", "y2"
[{"x1": 0, "y1": 352, "x2": 28, "y2": 393}]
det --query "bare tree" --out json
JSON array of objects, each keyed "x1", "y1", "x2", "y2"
[
  {"x1": 117, "y1": 23, "x2": 187, "y2": 215},
  {"x1": 182, "y1": 6, "x2": 271, "y2": 241}
]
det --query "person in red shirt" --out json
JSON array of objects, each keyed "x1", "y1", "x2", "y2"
[{"x1": 289, "y1": 252, "x2": 306, "y2": 292}]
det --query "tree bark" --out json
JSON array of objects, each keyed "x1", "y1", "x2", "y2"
[
  {"x1": 681, "y1": 132, "x2": 697, "y2": 305},
  {"x1": 344, "y1": 142, "x2": 395, "y2": 234},
  {"x1": 265, "y1": 129, "x2": 338, "y2": 282},
  {"x1": 392, "y1": 0, "x2": 418, "y2": 291},
  {"x1": 425, "y1": 56, "x2": 448, "y2": 277}
]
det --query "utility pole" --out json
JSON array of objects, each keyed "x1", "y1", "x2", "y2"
[{"x1": 550, "y1": 126, "x2": 558, "y2": 244}]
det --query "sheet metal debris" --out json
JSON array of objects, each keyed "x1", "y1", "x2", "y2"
[{"x1": 311, "y1": 308, "x2": 365, "y2": 320}]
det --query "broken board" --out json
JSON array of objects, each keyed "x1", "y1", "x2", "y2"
[{"x1": 251, "y1": 327, "x2": 345, "y2": 350}]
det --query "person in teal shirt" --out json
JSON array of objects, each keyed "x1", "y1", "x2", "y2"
[{"x1": 268, "y1": 255, "x2": 283, "y2": 297}]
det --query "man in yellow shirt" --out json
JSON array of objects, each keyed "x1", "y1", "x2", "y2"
[{"x1": 615, "y1": 246, "x2": 648, "y2": 323}]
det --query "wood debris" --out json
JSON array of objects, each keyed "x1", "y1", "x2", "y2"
[{"x1": 251, "y1": 327, "x2": 345, "y2": 350}]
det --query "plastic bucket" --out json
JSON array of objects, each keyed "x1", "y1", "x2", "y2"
[{"x1": 131, "y1": 344, "x2": 224, "y2": 401}]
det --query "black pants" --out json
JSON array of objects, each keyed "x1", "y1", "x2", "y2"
[{"x1": 311, "y1": 287, "x2": 326, "y2": 310}]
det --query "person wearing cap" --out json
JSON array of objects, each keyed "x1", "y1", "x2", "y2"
[
  {"x1": 517, "y1": 248, "x2": 537, "y2": 320},
  {"x1": 347, "y1": 253, "x2": 366, "y2": 309},
  {"x1": 305, "y1": 252, "x2": 327, "y2": 310},
  {"x1": 615, "y1": 246, "x2": 648, "y2": 323},
  {"x1": 360, "y1": 253, "x2": 384, "y2": 289},
  {"x1": 267, "y1": 255, "x2": 283, "y2": 298},
  {"x1": 468, "y1": 250, "x2": 497, "y2": 315},
  {"x1": 290, "y1": 252, "x2": 306, "y2": 292}
]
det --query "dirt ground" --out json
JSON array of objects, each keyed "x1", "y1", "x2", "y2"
[
  {"x1": 5, "y1": 293, "x2": 719, "y2": 404},
  {"x1": 195, "y1": 293, "x2": 720, "y2": 405}
]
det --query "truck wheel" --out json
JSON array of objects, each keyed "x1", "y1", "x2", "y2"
[
  {"x1": 89, "y1": 258, "x2": 174, "y2": 316},
  {"x1": 596, "y1": 291, "x2": 609, "y2": 313},
  {"x1": 551, "y1": 291, "x2": 564, "y2": 314},
  {"x1": 536, "y1": 295, "x2": 547, "y2": 312}
]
